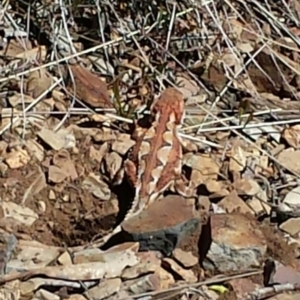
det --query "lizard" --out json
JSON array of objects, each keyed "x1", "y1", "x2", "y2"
[{"x1": 89, "y1": 87, "x2": 195, "y2": 248}]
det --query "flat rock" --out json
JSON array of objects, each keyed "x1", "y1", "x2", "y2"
[
  {"x1": 5, "y1": 148, "x2": 30, "y2": 169},
  {"x1": 283, "y1": 186, "x2": 300, "y2": 206},
  {"x1": 38, "y1": 128, "x2": 74, "y2": 151},
  {"x1": 121, "y1": 260, "x2": 160, "y2": 279},
  {"x1": 218, "y1": 190, "x2": 253, "y2": 214},
  {"x1": 172, "y1": 248, "x2": 198, "y2": 268},
  {"x1": 162, "y1": 258, "x2": 197, "y2": 282},
  {"x1": 278, "y1": 149, "x2": 300, "y2": 174},
  {"x1": 85, "y1": 278, "x2": 122, "y2": 300},
  {"x1": 229, "y1": 278, "x2": 259, "y2": 299},
  {"x1": 82, "y1": 173, "x2": 111, "y2": 200},
  {"x1": 268, "y1": 294, "x2": 300, "y2": 300},
  {"x1": 203, "y1": 213, "x2": 267, "y2": 273},
  {"x1": 122, "y1": 273, "x2": 160, "y2": 294},
  {"x1": 122, "y1": 195, "x2": 201, "y2": 256},
  {"x1": 280, "y1": 218, "x2": 300, "y2": 236}
]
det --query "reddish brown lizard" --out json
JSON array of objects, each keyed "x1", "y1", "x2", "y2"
[{"x1": 90, "y1": 88, "x2": 195, "y2": 247}]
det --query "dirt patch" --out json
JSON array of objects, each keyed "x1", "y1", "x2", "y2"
[
  {"x1": 0, "y1": 138, "x2": 118, "y2": 248},
  {"x1": 260, "y1": 220, "x2": 300, "y2": 270}
]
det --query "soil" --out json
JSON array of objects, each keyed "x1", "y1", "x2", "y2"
[
  {"x1": 1, "y1": 133, "x2": 300, "y2": 291},
  {"x1": 0, "y1": 136, "x2": 117, "y2": 248}
]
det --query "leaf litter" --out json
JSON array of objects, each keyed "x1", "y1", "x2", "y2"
[{"x1": 1, "y1": 0, "x2": 300, "y2": 299}]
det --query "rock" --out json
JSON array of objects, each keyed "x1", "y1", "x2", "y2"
[
  {"x1": 111, "y1": 134, "x2": 135, "y2": 155},
  {"x1": 284, "y1": 186, "x2": 300, "y2": 206},
  {"x1": 172, "y1": 248, "x2": 198, "y2": 268},
  {"x1": 278, "y1": 149, "x2": 300, "y2": 174},
  {"x1": 229, "y1": 146, "x2": 247, "y2": 173},
  {"x1": 89, "y1": 144, "x2": 108, "y2": 163},
  {"x1": 93, "y1": 128, "x2": 116, "y2": 142},
  {"x1": 52, "y1": 150, "x2": 78, "y2": 181},
  {"x1": 0, "y1": 162, "x2": 8, "y2": 176},
  {"x1": 38, "y1": 128, "x2": 68, "y2": 151},
  {"x1": 229, "y1": 278, "x2": 259, "y2": 300},
  {"x1": 248, "y1": 190, "x2": 271, "y2": 216},
  {"x1": 66, "y1": 295, "x2": 86, "y2": 300},
  {"x1": 37, "y1": 201, "x2": 46, "y2": 213},
  {"x1": 122, "y1": 195, "x2": 201, "y2": 256},
  {"x1": 35, "y1": 289, "x2": 60, "y2": 300},
  {"x1": 48, "y1": 165, "x2": 69, "y2": 183},
  {"x1": 0, "y1": 141, "x2": 7, "y2": 156},
  {"x1": 82, "y1": 173, "x2": 111, "y2": 200},
  {"x1": 176, "y1": 76, "x2": 200, "y2": 98},
  {"x1": 218, "y1": 190, "x2": 253, "y2": 214},
  {"x1": 8, "y1": 240, "x2": 61, "y2": 270},
  {"x1": 85, "y1": 278, "x2": 122, "y2": 300},
  {"x1": 203, "y1": 213, "x2": 267, "y2": 273},
  {"x1": 205, "y1": 180, "x2": 229, "y2": 196},
  {"x1": 108, "y1": 290, "x2": 133, "y2": 300},
  {"x1": 103, "y1": 152, "x2": 122, "y2": 181},
  {"x1": 183, "y1": 153, "x2": 220, "y2": 186},
  {"x1": 153, "y1": 267, "x2": 175, "y2": 290},
  {"x1": 264, "y1": 259, "x2": 300, "y2": 286},
  {"x1": 280, "y1": 218, "x2": 300, "y2": 236},
  {"x1": 25, "y1": 139, "x2": 44, "y2": 162},
  {"x1": 136, "y1": 251, "x2": 163, "y2": 263},
  {"x1": 162, "y1": 258, "x2": 197, "y2": 282},
  {"x1": 5, "y1": 148, "x2": 30, "y2": 169},
  {"x1": 122, "y1": 273, "x2": 160, "y2": 294},
  {"x1": 268, "y1": 294, "x2": 300, "y2": 300},
  {"x1": 22, "y1": 167, "x2": 47, "y2": 205},
  {"x1": 73, "y1": 242, "x2": 139, "y2": 264},
  {"x1": 48, "y1": 190, "x2": 56, "y2": 200},
  {"x1": 58, "y1": 251, "x2": 72, "y2": 265},
  {"x1": 0, "y1": 202, "x2": 38, "y2": 226},
  {"x1": 233, "y1": 178, "x2": 261, "y2": 196},
  {"x1": 121, "y1": 260, "x2": 160, "y2": 279},
  {"x1": 282, "y1": 125, "x2": 300, "y2": 149}
]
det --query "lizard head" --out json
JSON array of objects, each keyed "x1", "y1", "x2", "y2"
[{"x1": 151, "y1": 88, "x2": 185, "y2": 125}]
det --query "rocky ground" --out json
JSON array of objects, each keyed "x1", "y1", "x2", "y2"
[{"x1": 1, "y1": 0, "x2": 300, "y2": 299}]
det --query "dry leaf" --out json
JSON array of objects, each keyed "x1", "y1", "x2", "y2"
[{"x1": 68, "y1": 65, "x2": 112, "y2": 108}]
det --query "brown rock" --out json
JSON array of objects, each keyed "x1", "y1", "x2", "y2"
[
  {"x1": 111, "y1": 134, "x2": 135, "y2": 155},
  {"x1": 172, "y1": 248, "x2": 198, "y2": 268},
  {"x1": 162, "y1": 258, "x2": 197, "y2": 282},
  {"x1": 280, "y1": 218, "x2": 300, "y2": 237},
  {"x1": 153, "y1": 267, "x2": 175, "y2": 290},
  {"x1": 48, "y1": 165, "x2": 69, "y2": 183},
  {"x1": 122, "y1": 273, "x2": 160, "y2": 294},
  {"x1": 121, "y1": 260, "x2": 160, "y2": 280},
  {"x1": 233, "y1": 178, "x2": 261, "y2": 196},
  {"x1": 85, "y1": 278, "x2": 122, "y2": 300},
  {"x1": 122, "y1": 195, "x2": 202, "y2": 256},
  {"x1": 278, "y1": 149, "x2": 300, "y2": 174},
  {"x1": 219, "y1": 190, "x2": 253, "y2": 214},
  {"x1": 5, "y1": 148, "x2": 30, "y2": 169},
  {"x1": 203, "y1": 213, "x2": 267, "y2": 273}
]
